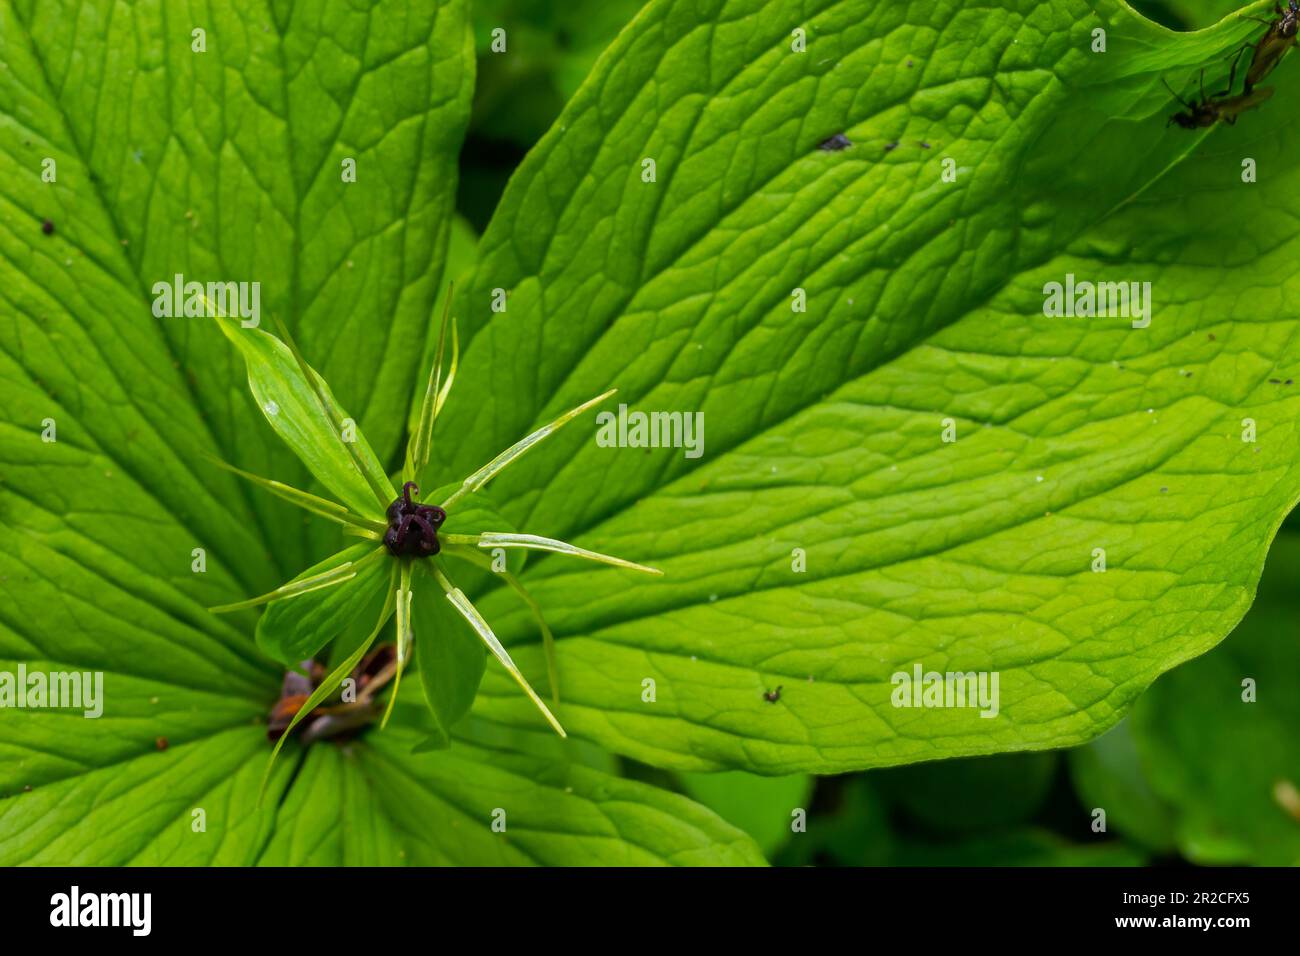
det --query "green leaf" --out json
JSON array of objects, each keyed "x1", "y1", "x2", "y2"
[
  {"x1": 678, "y1": 770, "x2": 811, "y2": 858},
  {"x1": 1124, "y1": 529, "x2": 1300, "y2": 865},
  {"x1": 0, "y1": 723, "x2": 295, "y2": 865},
  {"x1": 413, "y1": 561, "x2": 488, "y2": 749},
  {"x1": 255, "y1": 544, "x2": 390, "y2": 666},
  {"x1": 0, "y1": 0, "x2": 477, "y2": 583},
  {"x1": 213, "y1": 320, "x2": 394, "y2": 517},
  {"x1": 257, "y1": 703, "x2": 765, "y2": 865},
  {"x1": 436, "y1": 0, "x2": 1300, "y2": 774}
]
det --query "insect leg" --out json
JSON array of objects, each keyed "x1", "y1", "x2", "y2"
[
  {"x1": 1162, "y1": 77, "x2": 1193, "y2": 109},
  {"x1": 1227, "y1": 43, "x2": 1249, "y2": 93}
]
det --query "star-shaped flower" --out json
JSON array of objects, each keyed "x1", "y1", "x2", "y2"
[{"x1": 204, "y1": 294, "x2": 660, "y2": 772}]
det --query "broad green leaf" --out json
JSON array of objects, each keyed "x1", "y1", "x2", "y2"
[
  {"x1": 258, "y1": 703, "x2": 765, "y2": 865},
  {"x1": 434, "y1": 0, "x2": 1300, "y2": 774},
  {"x1": 0, "y1": 724, "x2": 294, "y2": 865},
  {"x1": 1125, "y1": 529, "x2": 1300, "y2": 864},
  {"x1": 413, "y1": 562, "x2": 488, "y2": 749},
  {"x1": 0, "y1": 0, "x2": 477, "y2": 585},
  {"x1": 255, "y1": 543, "x2": 390, "y2": 666},
  {"x1": 213, "y1": 319, "x2": 394, "y2": 517}
]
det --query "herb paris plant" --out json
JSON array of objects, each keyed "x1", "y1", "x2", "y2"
[{"x1": 206, "y1": 296, "x2": 661, "y2": 764}]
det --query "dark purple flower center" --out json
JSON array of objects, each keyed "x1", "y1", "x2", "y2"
[{"x1": 383, "y1": 482, "x2": 446, "y2": 557}]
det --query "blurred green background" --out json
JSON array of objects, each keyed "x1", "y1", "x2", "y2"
[{"x1": 458, "y1": 0, "x2": 1300, "y2": 866}]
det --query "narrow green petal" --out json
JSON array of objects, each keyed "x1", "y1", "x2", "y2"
[
  {"x1": 440, "y1": 389, "x2": 616, "y2": 510},
  {"x1": 433, "y1": 318, "x2": 459, "y2": 421},
  {"x1": 209, "y1": 557, "x2": 360, "y2": 614},
  {"x1": 411, "y1": 559, "x2": 487, "y2": 747},
  {"x1": 408, "y1": 289, "x2": 457, "y2": 481},
  {"x1": 446, "y1": 531, "x2": 662, "y2": 576},
  {"x1": 431, "y1": 566, "x2": 565, "y2": 738},
  {"x1": 443, "y1": 543, "x2": 557, "y2": 706},
  {"x1": 381, "y1": 562, "x2": 415, "y2": 730},
  {"x1": 254, "y1": 544, "x2": 390, "y2": 665},
  {"x1": 202, "y1": 455, "x2": 385, "y2": 532}
]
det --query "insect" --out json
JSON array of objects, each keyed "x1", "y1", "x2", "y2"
[
  {"x1": 268, "y1": 647, "x2": 398, "y2": 744},
  {"x1": 41, "y1": 219, "x2": 54, "y2": 235},
  {"x1": 764, "y1": 686, "x2": 783, "y2": 703},
  {"x1": 1239, "y1": 1, "x2": 1300, "y2": 90},
  {"x1": 382, "y1": 481, "x2": 446, "y2": 557},
  {"x1": 1164, "y1": 70, "x2": 1275, "y2": 128},
  {"x1": 817, "y1": 133, "x2": 852, "y2": 151}
]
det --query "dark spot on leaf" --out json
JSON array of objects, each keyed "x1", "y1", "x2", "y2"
[
  {"x1": 763, "y1": 686, "x2": 783, "y2": 703},
  {"x1": 1208, "y1": 333, "x2": 1216, "y2": 340},
  {"x1": 907, "y1": 59, "x2": 914, "y2": 67},
  {"x1": 918, "y1": 141, "x2": 932, "y2": 149},
  {"x1": 1270, "y1": 378, "x2": 1281, "y2": 384},
  {"x1": 884, "y1": 141, "x2": 899, "y2": 152},
  {"x1": 817, "y1": 133, "x2": 852, "y2": 152},
  {"x1": 41, "y1": 219, "x2": 54, "y2": 235}
]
